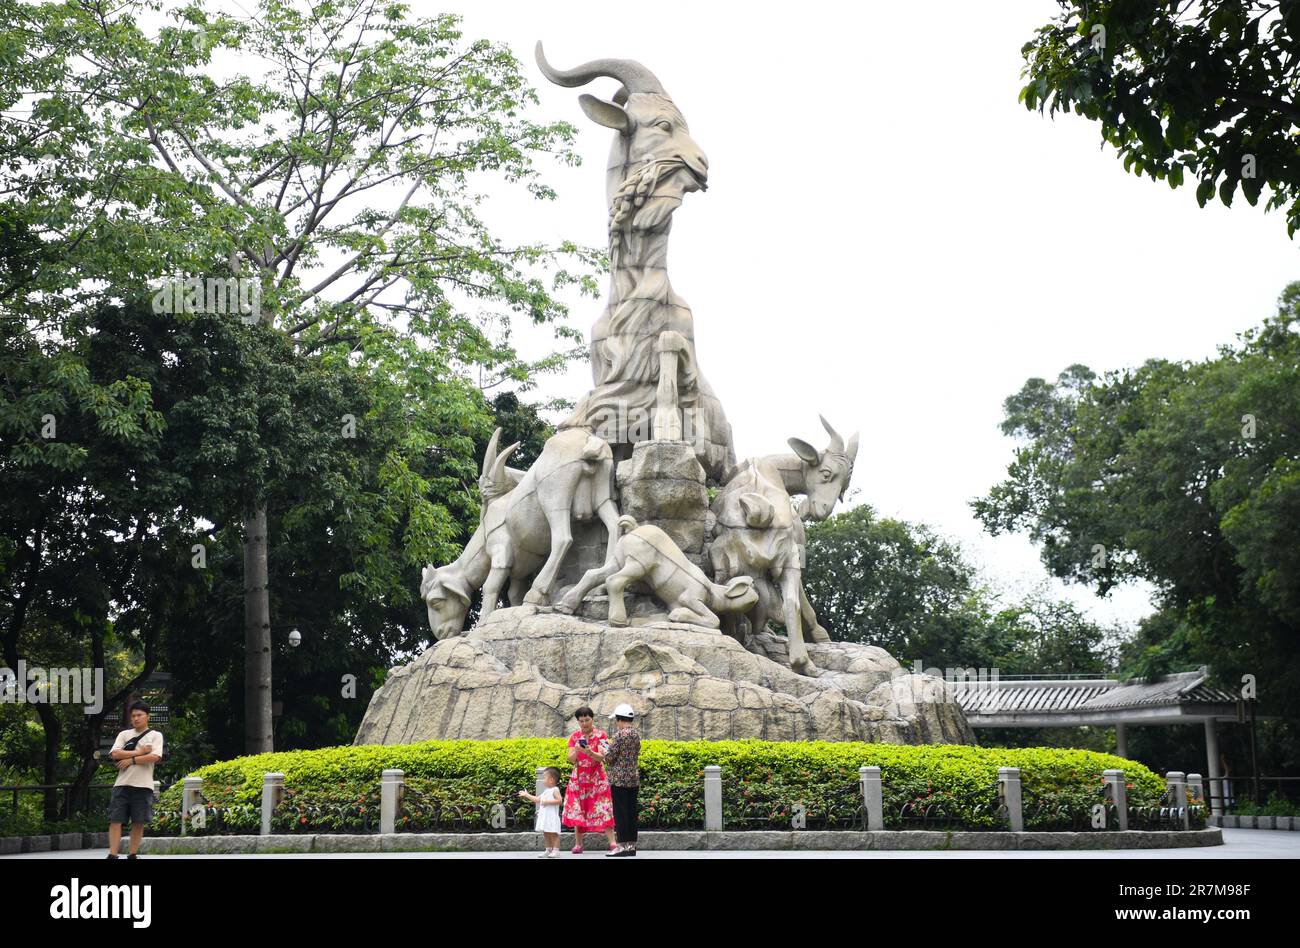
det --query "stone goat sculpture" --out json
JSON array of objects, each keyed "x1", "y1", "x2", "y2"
[
  {"x1": 421, "y1": 427, "x2": 620, "y2": 639},
  {"x1": 535, "y1": 43, "x2": 735, "y2": 481},
  {"x1": 558, "y1": 515, "x2": 759, "y2": 629},
  {"x1": 709, "y1": 417, "x2": 859, "y2": 675}
]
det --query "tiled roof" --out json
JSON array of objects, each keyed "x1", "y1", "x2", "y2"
[{"x1": 953, "y1": 668, "x2": 1239, "y2": 717}]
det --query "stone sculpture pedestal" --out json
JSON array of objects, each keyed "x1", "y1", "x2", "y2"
[
  {"x1": 354, "y1": 607, "x2": 975, "y2": 745},
  {"x1": 616, "y1": 440, "x2": 713, "y2": 570}
]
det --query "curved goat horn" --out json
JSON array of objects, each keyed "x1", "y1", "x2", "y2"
[
  {"x1": 846, "y1": 432, "x2": 860, "y2": 467},
  {"x1": 489, "y1": 441, "x2": 521, "y2": 493},
  {"x1": 819, "y1": 415, "x2": 845, "y2": 455},
  {"x1": 535, "y1": 41, "x2": 665, "y2": 95},
  {"x1": 481, "y1": 428, "x2": 503, "y2": 479}
]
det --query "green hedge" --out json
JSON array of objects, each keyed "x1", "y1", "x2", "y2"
[{"x1": 154, "y1": 740, "x2": 1170, "y2": 834}]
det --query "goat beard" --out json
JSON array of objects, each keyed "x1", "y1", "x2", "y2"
[
  {"x1": 609, "y1": 160, "x2": 693, "y2": 242},
  {"x1": 628, "y1": 193, "x2": 682, "y2": 232}
]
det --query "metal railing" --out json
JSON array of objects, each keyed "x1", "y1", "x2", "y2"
[
  {"x1": 1201, "y1": 775, "x2": 1300, "y2": 814},
  {"x1": 0, "y1": 783, "x2": 118, "y2": 822}
]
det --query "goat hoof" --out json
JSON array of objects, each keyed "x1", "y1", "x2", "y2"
[
  {"x1": 790, "y1": 655, "x2": 819, "y2": 677},
  {"x1": 608, "y1": 616, "x2": 630, "y2": 628},
  {"x1": 809, "y1": 624, "x2": 831, "y2": 644}
]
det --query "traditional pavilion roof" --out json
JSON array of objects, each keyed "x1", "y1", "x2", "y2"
[{"x1": 952, "y1": 667, "x2": 1242, "y2": 727}]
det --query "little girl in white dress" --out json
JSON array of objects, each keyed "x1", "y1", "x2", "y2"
[{"x1": 518, "y1": 766, "x2": 564, "y2": 857}]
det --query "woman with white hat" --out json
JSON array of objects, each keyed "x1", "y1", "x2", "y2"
[{"x1": 602, "y1": 702, "x2": 642, "y2": 857}]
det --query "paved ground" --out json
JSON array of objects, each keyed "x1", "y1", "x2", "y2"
[{"x1": 4, "y1": 828, "x2": 1297, "y2": 859}]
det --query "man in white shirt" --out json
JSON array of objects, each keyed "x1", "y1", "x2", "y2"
[{"x1": 105, "y1": 700, "x2": 165, "y2": 859}]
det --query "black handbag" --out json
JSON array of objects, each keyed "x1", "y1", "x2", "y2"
[{"x1": 121, "y1": 729, "x2": 155, "y2": 753}]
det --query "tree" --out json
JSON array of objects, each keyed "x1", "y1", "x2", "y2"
[
  {"x1": 0, "y1": 302, "x2": 192, "y2": 817},
  {"x1": 803, "y1": 505, "x2": 985, "y2": 665},
  {"x1": 7, "y1": 0, "x2": 600, "y2": 751},
  {"x1": 1021, "y1": 1, "x2": 1300, "y2": 235},
  {"x1": 973, "y1": 282, "x2": 1300, "y2": 719},
  {"x1": 803, "y1": 505, "x2": 1119, "y2": 675}
]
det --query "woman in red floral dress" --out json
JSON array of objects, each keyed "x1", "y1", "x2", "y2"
[{"x1": 562, "y1": 706, "x2": 616, "y2": 854}]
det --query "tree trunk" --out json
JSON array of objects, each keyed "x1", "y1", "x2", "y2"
[
  {"x1": 65, "y1": 744, "x2": 101, "y2": 819},
  {"x1": 36, "y1": 705, "x2": 61, "y2": 822},
  {"x1": 243, "y1": 507, "x2": 274, "y2": 753}
]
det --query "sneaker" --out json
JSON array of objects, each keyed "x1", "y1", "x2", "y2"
[
  {"x1": 604, "y1": 846, "x2": 622, "y2": 857},
  {"x1": 105, "y1": 854, "x2": 117, "y2": 860},
  {"x1": 546, "y1": 849, "x2": 561, "y2": 858},
  {"x1": 537, "y1": 850, "x2": 550, "y2": 858}
]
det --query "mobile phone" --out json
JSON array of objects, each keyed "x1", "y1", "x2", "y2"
[{"x1": 578, "y1": 738, "x2": 588, "y2": 747}]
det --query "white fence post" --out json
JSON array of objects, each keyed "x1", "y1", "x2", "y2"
[
  {"x1": 703, "y1": 765, "x2": 722, "y2": 832},
  {"x1": 1102, "y1": 769, "x2": 1133, "y2": 827},
  {"x1": 261, "y1": 772, "x2": 285, "y2": 837},
  {"x1": 860, "y1": 766, "x2": 884, "y2": 831},
  {"x1": 1166, "y1": 771, "x2": 1189, "y2": 830},
  {"x1": 181, "y1": 776, "x2": 203, "y2": 836},
  {"x1": 1186, "y1": 773, "x2": 1205, "y2": 818},
  {"x1": 380, "y1": 769, "x2": 404, "y2": 835},
  {"x1": 1103, "y1": 769, "x2": 1129, "y2": 831},
  {"x1": 998, "y1": 767, "x2": 1024, "y2": 832}
]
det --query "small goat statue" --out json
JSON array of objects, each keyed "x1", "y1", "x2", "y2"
[
  {"x1": 709, "y1": 417, "x2": 859, "y2": 675},
  {"x1": 421, "y1": 427, "x2": 620, "y2": 639},
  {"x1": 558, "y1": 516, "x2": 759, "y2": 629}
]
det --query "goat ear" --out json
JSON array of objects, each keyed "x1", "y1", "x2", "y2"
[
  {"x1": 434, "y1": 574, "x2": 471, "y2": 606},
  {"x1": 579, "y1": 93, "x2": 631, "y2": 134},
  {"x1": 788, "y1": 438, "x2": 820, "y2": 466},
  {"x1": 725, "y1": 576, "x2": 754, "y2": 599},
  {"x1": 424, "y1": 575, "x2": 443, "y2": 601}
]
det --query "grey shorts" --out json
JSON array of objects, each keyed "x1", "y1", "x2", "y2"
[{"x1": 107, "y1": 786, "x2": 154, "y2": 826}]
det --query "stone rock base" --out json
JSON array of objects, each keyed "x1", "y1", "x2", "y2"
[{"x1": 355, "y1": 608, "x2": 974, "y2": 745}]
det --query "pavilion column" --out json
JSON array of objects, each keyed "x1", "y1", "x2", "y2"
[
  {"x1": 1115, "y1": 722, "x2": 1128, "y2": 759},
  {"x1": 1204, "y1": 718, "x2": 1223, "y2": 816}
]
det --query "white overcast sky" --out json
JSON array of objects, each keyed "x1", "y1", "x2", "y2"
[{"x1": 201, "y1": 0, "x2": 1298, "y2": 630}]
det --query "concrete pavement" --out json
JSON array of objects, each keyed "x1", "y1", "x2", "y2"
[{"x1": 3, "y1": 828, "x2": 1296, "y2": 859}]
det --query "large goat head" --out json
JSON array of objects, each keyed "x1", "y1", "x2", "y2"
[
  {"x1": 788, "y1": 416, "x2": 860, "y2": 521},
  {"x1": 535, "y1": 43, "x2": 708, "y2": 230}
]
